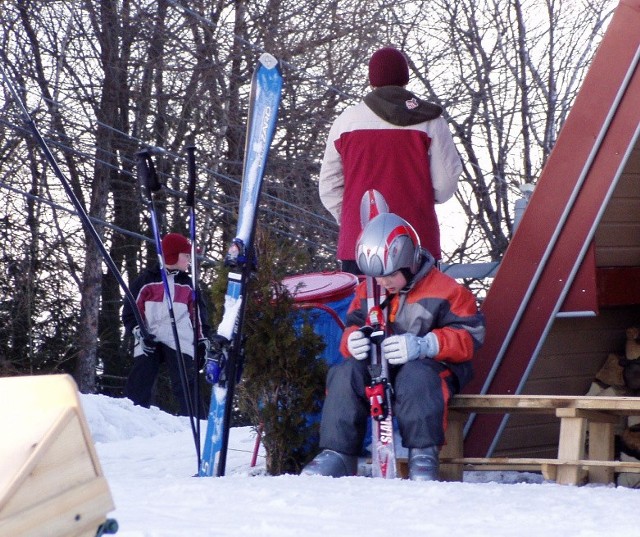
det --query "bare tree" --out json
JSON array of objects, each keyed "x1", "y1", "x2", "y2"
[{"x1": 391, "y1": 0, "x2": 615, "y2": 267}]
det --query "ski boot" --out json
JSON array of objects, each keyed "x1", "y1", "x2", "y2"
[
  {"x1": 408, "y1": 446, "x2": 439, "y2": 481},
  {"x1": 301, "y1": 449, "x2": 357, "y2": 477}
]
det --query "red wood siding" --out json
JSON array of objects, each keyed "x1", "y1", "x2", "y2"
[{"x1": 464, "y1": 0, "x2": 640, "y2": 457}]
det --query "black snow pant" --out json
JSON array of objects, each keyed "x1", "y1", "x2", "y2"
[
  {"x1": 318, "y1": 357, "x2": 458, "y2": 456},
  {"x1": 125, "y1": 343, "x2": 204, "y2": 418}
]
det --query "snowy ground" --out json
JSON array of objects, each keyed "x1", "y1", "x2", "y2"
[{"x1": 82, "y1": 394, "x2": 640, "y2": 537}]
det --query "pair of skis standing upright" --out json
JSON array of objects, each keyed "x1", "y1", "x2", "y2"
[{"x1": 118, "y1": 51, "x2": 283, "y2": 478}]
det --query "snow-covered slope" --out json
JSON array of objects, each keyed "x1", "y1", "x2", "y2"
[{"x1": 82, "y1": 394, "x2": 639, "y2": 537}]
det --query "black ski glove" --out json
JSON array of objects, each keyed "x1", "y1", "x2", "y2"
[
  {"x1": 197, "y1": 338, "x2": 215, "y2": 369},
  {"x1": 132, "y1": 325, "x2": 156, "y2": 355}
]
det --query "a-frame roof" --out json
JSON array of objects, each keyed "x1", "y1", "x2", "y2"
[{"x1": 464, "y1": 0, "x2": 640, "y2": 457}]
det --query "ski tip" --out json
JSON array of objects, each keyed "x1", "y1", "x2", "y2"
[
  {"x1": 258, "y1": 52, "x2": 279, "y2": 70},
  {"x1": 360, "y1": 189, "x2": 389, "y2": 228}
]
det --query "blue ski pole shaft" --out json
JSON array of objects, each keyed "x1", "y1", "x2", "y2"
[{"x1": 0, "y1": 64, "x2": 151, "y2": 338}]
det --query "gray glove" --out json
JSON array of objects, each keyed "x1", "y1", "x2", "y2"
[
  {"x1": 347, "y1": 330, "x2": 370, "y2": 360},
  {"x1": 133, "y1": 325, "x2": 156, "y2": 355},
  {"x1": 382, "y1": 333, "x2": 439, "y2": 365}
]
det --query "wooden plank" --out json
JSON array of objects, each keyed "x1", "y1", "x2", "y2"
[
  {"x1": 396, "y1": 460, "x2": 409, "y2": 480},
  {"x1": 0, "y1": 477, "x2": 112, "y2": 537},
  {"x1": 555, "y1": 408, "x2": 622, "y2": 423},
  {"x1": 440, "y1": 411, "x2": 465, "y2": 481},
  {"x1": 0, "y1": 409, "x2": 99, "y2": 517},
  {"x1": 568, "y1": 398, "x2": 640, "y2": 413},
  {"x1": 588, "y1": 421, "x2": 615, "y2": 484},
  {"x1": 449, "y1": 395, "x2": 640, "y2": 413},
  {"x1": 438, "y1": 457, "x2": 640, "y2": 472},
  {"x1": 556, "y1": 416, "x2": 587, "y2": 485},
  {"x1": 0, "y1": 408, "x2": 67, "y2": 506},
  {"x1": 0, "y1": 375, "x2": 115, "y2": 536},
  {"x1": 449, "y1": 395, "x2": 564, "y2": 412},
  {"x1": 0, "y1": 375, "x2": 105, "y2": 491}
]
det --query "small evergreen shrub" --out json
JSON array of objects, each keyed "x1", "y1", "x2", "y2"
[{"x1": 210, "y1": 230, "x2": 328, "y2": 475}]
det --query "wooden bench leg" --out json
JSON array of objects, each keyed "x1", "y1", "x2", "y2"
[
  {"x1": 588, "y1": 420, "x2": 615, "y2": 484},
  {"x1": 555, "y1": 408, "x2": 587, "y2": 485},
  {"x1": 396, "y1": 459, "x2": 409, "y2": 479},
  {"x1": 556, "y1": 409, "x2": 620, "y2": 485},
  {"x1": 439, "y1": 411, "x2": 465, "y2": 482},
  {"x1": 541, "y1": 463, "x2": 558, "y2": 482}
]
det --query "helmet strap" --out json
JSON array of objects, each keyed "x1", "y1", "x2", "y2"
[{"x1": 400, "y1": 267, "x2": 414, "y2": 287}]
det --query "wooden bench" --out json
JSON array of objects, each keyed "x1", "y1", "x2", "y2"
[{"x1": 433, "y1": 394, "x2": 640, "y2": 485}]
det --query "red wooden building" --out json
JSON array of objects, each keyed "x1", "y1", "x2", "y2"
[{"x1": 464, "y1": 0, "x2": 640, "y2": 458}]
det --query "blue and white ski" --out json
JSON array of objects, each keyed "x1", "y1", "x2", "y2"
[{"x1": 199, "y1": 53, "x2": 283, "y2": 477}]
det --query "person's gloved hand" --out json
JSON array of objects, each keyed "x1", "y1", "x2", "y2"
[
  {"x1": 347, "y1": 330, "x2": 370, "y2": 360},
  {"x1": 132, "y1": 325, "x2": 156, "y2": 355},
  {"x1": 382, "y1": 333, "x2": 439, "y2": 365},
  {"x1": 197, "y1": 338, "x2": 213, "y2": 368}
]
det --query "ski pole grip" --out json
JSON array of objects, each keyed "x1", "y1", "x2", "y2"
[
  {"x1": 136, "y1": 322, "x2": 152, "y2": 341},
  {"x1": 186, "y1": 145, "x2": 196, "y2": 208},
  {"x1": 360, "y1": 325, "x2": 373, "y2": 338},
  {"x1": 136, "y1": 150, "x2": 162, "y2": 195},
  {"x1": 136, "y1": 150, "x2": 153, "y2": 199},
  {"x1": 360, "y1": 324, "x2": 384, "y2": 345}
]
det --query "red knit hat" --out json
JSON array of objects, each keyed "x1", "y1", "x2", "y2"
[
  {"x1": 368, "y1": 47, "x2": 409, "y2": 87},
  {"x1": 162, "y1": 233, "x2": 191, "y2": 265}
]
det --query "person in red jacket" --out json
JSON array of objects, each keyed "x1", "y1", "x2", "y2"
[
  {"x1": 319, "y1": 46, "x2": 462, "y2": 274},
  {"x1": 302, "y1": 213, "x2": 484, "y2": 480}
]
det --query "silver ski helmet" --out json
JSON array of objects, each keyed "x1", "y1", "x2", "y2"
[{"x1": 356, "y1": 213, "x2": 421, "y2": 277}]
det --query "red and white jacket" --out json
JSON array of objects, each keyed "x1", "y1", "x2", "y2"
[
  {"x1": 319, "y1": 87, "x2": 462, "y2": 260},
  {"x1": 122, "y1": 265, "x2": 210, "y2": 358}
]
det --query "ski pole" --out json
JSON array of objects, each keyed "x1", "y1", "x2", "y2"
[
  {"x1": 136, "y1": 150, "x2": 199, "y2": 459},
  {"x1": 0, "y1": 64, "x2": 151, "y2": 339},
  {"x1": 186, "y1": 145, "x2": 202, "y2": 464}
]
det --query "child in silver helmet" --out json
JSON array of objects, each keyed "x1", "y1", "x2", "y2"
[{"x1": 302, "y1": 213, "x2": 485, "y2": 480}]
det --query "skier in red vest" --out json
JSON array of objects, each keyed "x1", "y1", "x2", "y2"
[{"x1": 319, "y1": 46, "x2": 462, "y2": 274}]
